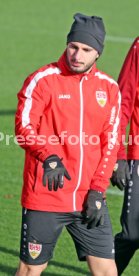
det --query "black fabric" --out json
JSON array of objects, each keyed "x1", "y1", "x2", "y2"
[
  {"x1": 20, "y1": 206, "x2": 114, "y2": 265},
  {"x1": 111, "y1": 160, "x2": 131, "y2": 190},
  {"x1": 114, "y1": 160, "x2": 139, "y2": 275},
  {"x1": 67, "y1": 13, "x2": 106, "y2": 54},
  {"x1": 20, "y1": 208, "x2": 63, "y2": 265},
  {"x1": 115, "y1": 235, "x2": 136, "y2": 276},
  {"x1": 42, "y1": 155, "x2": 71, "y2": 191},
  {"x1": 82, "y1": 190, "x2": 105, "y2": 229}
]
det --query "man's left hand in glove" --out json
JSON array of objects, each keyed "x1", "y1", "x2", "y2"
[{"x1": 82, "y1": 190, "x2": 105, "y2": 229}]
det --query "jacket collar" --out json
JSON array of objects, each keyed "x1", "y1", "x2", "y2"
[{"x1": 57, "y1": 50, "x2": 97, "y2": 79}]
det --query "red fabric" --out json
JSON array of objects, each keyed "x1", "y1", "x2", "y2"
[
  {"x1": 15, "y1": 51, "x2": 121, "y2": 212},
  {"x1": 117, "y1": 37, "x2": 139, "y2": 160}
]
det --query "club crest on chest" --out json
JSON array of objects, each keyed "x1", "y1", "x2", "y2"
[{"x1": 96, "y1": 91, "x2": 107, "y2": 107}]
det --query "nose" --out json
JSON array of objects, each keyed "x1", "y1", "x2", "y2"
[{"x1": 74, "y1": 49, "x2": 82, "y2": 60}]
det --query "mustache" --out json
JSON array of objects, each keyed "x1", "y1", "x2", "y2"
[{"x1": 71, "y1": 59, "x2": 84, "y2": 65}]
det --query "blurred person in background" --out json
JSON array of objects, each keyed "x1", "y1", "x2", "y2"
[
  {"x1": 15, "y1": 13, "x2": 121, "y2": 276},
  {"x1": 111, "y1": 37, "x2": 139, "y2": 275}
]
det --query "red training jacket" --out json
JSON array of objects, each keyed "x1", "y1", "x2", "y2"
[
  {"x1": 117, "y1": 37, "x2": 139, "y2": 160},
  {"x1": 15, "y1": 51, "x2": 121, "y2": 212}
]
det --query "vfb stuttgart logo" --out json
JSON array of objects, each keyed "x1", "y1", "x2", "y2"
[
  {"x1": 96, "y1": 91, "x2": 107, "y2": 107},
  {"x1": 28, "y1": 242, "x2": 42, "y2": 259}
]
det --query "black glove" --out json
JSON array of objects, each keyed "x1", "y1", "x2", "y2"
[
  {"x1": 111, "y1": 160, "x2": 131, "y2": 191},
  {"x1": 42, "y1": 155, "x2": 71, "y2": 191},
  {"x1": 82, "y1": 190, "x2": 105, "y2": 229}
]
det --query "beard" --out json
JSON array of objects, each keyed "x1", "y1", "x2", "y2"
[{"x1": 66, "y1": 56, "x2": 95, "y2": 74}]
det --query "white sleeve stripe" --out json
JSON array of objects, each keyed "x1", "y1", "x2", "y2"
[
  {"x1": 95, "y1": 71, "x2": 118, "y2": 86},
  {"x1": 110, "y1": 90, "x2": 121, "y2": 146},
  {"x1": 22, "y1": 67, "x2": 61, "y2": 127}
]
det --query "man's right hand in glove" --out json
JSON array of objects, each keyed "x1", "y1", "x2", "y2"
[
  {"x1": 111, "y1": 160, "x2": 131, "y2": 191},
  {"x1": 42, "y1": 155, "x2": 71, "y2": 191}
]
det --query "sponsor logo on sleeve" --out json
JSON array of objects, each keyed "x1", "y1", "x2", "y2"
[{"x1": 109, "y1": 106, "x2": 116, "y2": 125}]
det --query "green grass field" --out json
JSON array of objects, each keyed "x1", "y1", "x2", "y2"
[{"x1": 0, "y1": 0, "x2": 139, "y2": 275}]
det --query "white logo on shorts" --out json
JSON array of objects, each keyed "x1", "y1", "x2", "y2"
[{"x1": 28, "y1": 242, "x2": 42, "y2": 259}]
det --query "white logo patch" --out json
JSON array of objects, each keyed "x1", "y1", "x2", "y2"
[
  {"x1": 95, "y1": 201, "x2": 102, "y2": 209},
  {"x1": 113, "y1": 163, "x2": 118, "y2": 171},
  {"x1": 137, "y1": 165, "x2": 139, "y2": 176},
  {"x1": 59, "y1": 94, "x2": 71, "y2": 99},
  {"x1": 28, "y1": 242, "x2": 42, "y2": 259},
  {"x1": 96, "y1": 91, "x2": 107, "y2": 107},
  {"x1": 49, "y1": 161, "x2": 57, "y2": 169},
  {"x1": 109, "y1": 106, "x2": 116, "y2": 125}
]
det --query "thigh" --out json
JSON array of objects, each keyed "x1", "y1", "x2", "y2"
[
  {"x1": 120, "y1": 160, "x2": 139, "y2": 241},
  {"x1": 86, "y1": 256, "x2": 117, "y2": 276},
  {"x1": 66, "y1": 202, "x2": 115, "y2": 261},
  {"x1": 19, "y1": 208, "x2": 64, "y2": 265}
]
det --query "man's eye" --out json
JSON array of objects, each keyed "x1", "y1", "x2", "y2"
[
  {"x1": 69, "y1": 44, "x2": 78, "y2": 50},
  {"x1": 84, "y1": 49, "x2": 91, "y2": 52}
]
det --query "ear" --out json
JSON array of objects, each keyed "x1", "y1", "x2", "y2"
[{"x1": 96, "y1": 53, "x2": 100, "y2": 61}]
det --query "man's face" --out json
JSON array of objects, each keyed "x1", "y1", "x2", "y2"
[{"x1": 66, "y1": 42, "x2": 99, "y2": 74}]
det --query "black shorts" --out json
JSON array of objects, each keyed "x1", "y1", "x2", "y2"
[
  {"x1": 116, "y1": 160, "x2": 139, "y2": 242},
  {"x1": 20, "y1": 203, "x2": 115, "y2": 265}
]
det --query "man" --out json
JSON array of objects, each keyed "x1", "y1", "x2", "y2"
[
  {"x1": 111, "y1": 37, "x2": 139, "y2": 275},
  {"x1": 15, "y1": 13, "x2": 121, "y2": 276}
]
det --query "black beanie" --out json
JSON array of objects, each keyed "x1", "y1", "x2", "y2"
[{"x1": 67, "y1": 13, "x2": 106, "y2": 54}]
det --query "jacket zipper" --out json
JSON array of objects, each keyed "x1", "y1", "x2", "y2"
[{"x1": 73, "y1": 76, "x2": 86, "y2": 211}]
